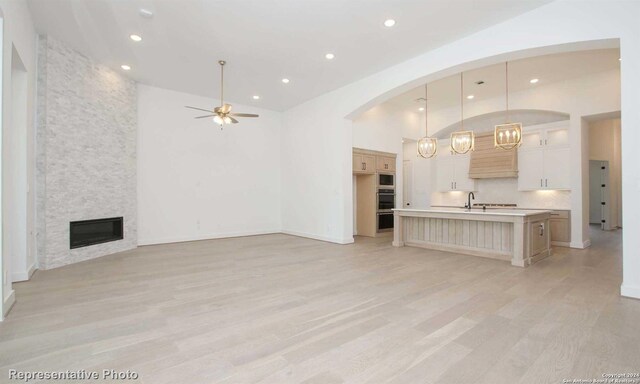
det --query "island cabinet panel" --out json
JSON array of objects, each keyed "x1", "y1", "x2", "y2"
[
  {"x1": 402, "y1": 217, "x2": 514, "y2": 258},
  {"x1": 393, "y1": 209, "x2": 551, "y2": 267}
]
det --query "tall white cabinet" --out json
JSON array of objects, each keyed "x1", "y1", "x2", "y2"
[{"x1": 518, "y1": 123, "x2": 571, "y2": 191}]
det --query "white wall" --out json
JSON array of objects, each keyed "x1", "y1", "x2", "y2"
[
  {"x1": 352, "y1": 102, "x2": 422, "y2": 217},
  {"x1": 0, "y1": 0, "x2": 37, "y2": 320},
  {"x1": 280, "y1": 0, "x2": 640, "y2": 298},
  {"x1": 137, "y1": 85, "x2": 282, "y2": 245}
]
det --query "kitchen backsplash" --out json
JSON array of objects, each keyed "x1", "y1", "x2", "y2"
[{"x1": 431, "y1": 178, "x2": 571, "y2": 209}]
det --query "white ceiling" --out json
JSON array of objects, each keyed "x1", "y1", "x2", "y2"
[
  {"x1": 387, "y1": 48, "x2": 621, "y2": 113},
  {"x1": 27, "y1": 0, "x2": 552, "y2": 111}
]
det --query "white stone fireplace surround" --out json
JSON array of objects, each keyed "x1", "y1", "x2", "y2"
[{"x1": 36, "y1": 36, "x2": 137, "y2": 269}]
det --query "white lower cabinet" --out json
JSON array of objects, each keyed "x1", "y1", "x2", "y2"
[
  {"x1": 518, "y1": 147, "x2": 570, "y2": 191},
  {"x1": 436, "y1": 154, "x2": 476, "y2": 192}
]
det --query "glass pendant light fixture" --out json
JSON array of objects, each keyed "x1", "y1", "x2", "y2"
[
  {"x1": 450, "y1": 72, "x2": 474, "y2": 154},
  {"x1": 494, "y1": 62, "x2": 522, "y2": 150},
  {"x1": 417, "y1": 84, "x2": 437, "y2": 158}
]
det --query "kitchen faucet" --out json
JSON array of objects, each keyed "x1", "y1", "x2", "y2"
[{"x1": 465, "y1": 192, "x2": 475, "y2": 210}]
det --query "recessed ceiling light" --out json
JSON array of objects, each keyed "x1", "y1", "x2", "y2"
[
  {"x1": 467, "y1": 94, "x2": 474, "y2": 100},
  {"x1": 130, "y1": 34, "x2": 142, "y2": 42},
  {"x1": 325, "y1": 53, "x2": 335, "y2": 60},
  {"x1": 121, "y1": 64, "x2": 131, "y2": 71},
  {"x1": 282, "y1": 78, "x2": 290, "y2": 84},
  {"x1": 618, "y1": 58, "x2": 622, "y2": 61},
  {"x1": 384, "y1": 19, "x2": 396, "y2": 27},
  {"x1": 253, "y1": 95, "x2": 260, "y2": 100},
  {"x1": 418, "y1": 107, "x2": 425, "y2": 111},
  {"x1": 530, "y1": 78, "x2": 539, "y2": 84}
]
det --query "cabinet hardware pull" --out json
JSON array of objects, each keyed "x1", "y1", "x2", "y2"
[
  {"x1": 539, "y1": 223, "x2": 544, "y2": 236},
  {"x1": 539, "y1": 139, "x2": 542, "y2": 146},
  {"x1": 540, "y1": 179, "x2": 543, "y2": 187},
  {"x1": 545, "y1": 139, "x2": 548, "y2": 145},
  {"x1": 362, "y1": 162, "x2": 365, "y2": 170},
  {"x1": 545, "y1": 179, "x2": 548, "y2": 187}
]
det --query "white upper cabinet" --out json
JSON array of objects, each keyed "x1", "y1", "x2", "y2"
[
  {"x1": 518, "y1": 122, "x2": 571, "y2": 191},
  {"x1": 435, "y1": 141, "x2": 476, "y2": 192},
  {"x1": 543, "y1": 147, "x2": 571, "y2": 190}
]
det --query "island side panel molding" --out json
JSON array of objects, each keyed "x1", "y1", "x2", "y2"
[
  {"x1": 392, "y1": 210, "x2": 404, "y2": 247},
  {"x1": 512, "y1": 220, "x2": 526, "y2": 267}
]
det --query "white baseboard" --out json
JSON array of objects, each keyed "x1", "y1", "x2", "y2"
[
  {"x1": 621, "y1": 284, "x2": 640, "y2": 300},
  {"x1": 138, "y1": 230, "x2": 281, "y2": 246},
  {"x1": 281, "y1": 230, "x2": 354, "y2": 245},
  {"x1": 11, "y1": 262, "x2": 37, "y2": 283},
  {"x1": 570, "y1": 239, "x2": 591, "y2": 249},
  {"x1": 2, "y1": 289, "x2": 16, "y2": 320}
]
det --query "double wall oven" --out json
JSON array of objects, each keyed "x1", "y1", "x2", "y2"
[{"x1": 377, "y1": 188, "x2": 395, "y2": 232}]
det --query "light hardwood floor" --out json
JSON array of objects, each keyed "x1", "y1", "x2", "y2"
[{"x1": 1, "y1": 228, "x2": 638, "y2": 383}]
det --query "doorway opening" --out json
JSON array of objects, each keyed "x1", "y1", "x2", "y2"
[
  {"x1": 4, "y1": 45, "x2": 30, "y2": 288},
  {"x1": 587, "y1": 114, "x2": 622, "y2": 240}
]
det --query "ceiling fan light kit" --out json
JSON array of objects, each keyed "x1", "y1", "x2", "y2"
[
  {"x1": 185, "y1": 60, "x2": 259, "y2": 129},
  {"x1": 417, "y1": 84, "x2": 437, "y2": 159},
  {"x1": 494, "y1": 62, "x2": 522, "y2": 150},
  {"x1": 450, "y1": 72, "x2": 475, "y2": 155}
]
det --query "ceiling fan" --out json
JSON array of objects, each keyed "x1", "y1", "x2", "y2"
[{"x1": 185, "y1": 60, "x2": 259, "y2": 127}]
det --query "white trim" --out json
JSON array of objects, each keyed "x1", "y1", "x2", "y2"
[
  {"x1": 570, "y1": 239, "x2": 591, "y2": 249},
  {"x1": 138, "y1": 230, "x2": 281, "y2": 246},
  {"x1": 281, "y1": 230, "x2": 354, "y2": 245},
  {"x1": 2, "y1": 290, "x2": 15, "y2": 320},
  {"x1": 621, "y1": 284, "x2": 640, "y2": 300},
  {"x1": 11, "y1": 262, "x2": 36, "y2": 282}
]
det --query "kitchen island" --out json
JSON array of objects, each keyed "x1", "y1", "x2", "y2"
[{"x1": 392, "y1": 208, "x2": 551, "y2": 267}]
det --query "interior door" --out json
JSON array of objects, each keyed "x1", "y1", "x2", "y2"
[{"x1": 589, "y1": 160, "x2": 610, "y2": 229}]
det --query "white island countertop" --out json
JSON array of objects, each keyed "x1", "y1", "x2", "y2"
[{"x1": 393, "y1": 207, "x2": 551, "y2": 217}]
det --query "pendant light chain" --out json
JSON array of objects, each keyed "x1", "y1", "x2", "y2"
[
  {"x1": 425, "y1": 84, "x2": 428, "y2": 137},
  {"x1": 460, "y1": 72, "x2": 464, "y2": 131},
  {"x1": 220, "y1": 61, "x2": 224, "y2": 106},
  {"x1": 506, "y1": 61, "x2": 509, "y2": 123}
]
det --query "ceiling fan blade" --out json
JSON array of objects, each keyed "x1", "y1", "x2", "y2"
[
  {"x1": 230, "y1": 113, "x2": 259, "y2": 118},
  {"x1": 220, "y1": 104, "x2": 232, "y2": 113},
  {"x1": 185, "y1": 106, "x2": 215, "y2": 113},
  {"x1": 195, "y1": 115, "x2": 216, "y2": 119},
  {"x1": 228, "y1": 116, "x2": 239, "y2": 124}
]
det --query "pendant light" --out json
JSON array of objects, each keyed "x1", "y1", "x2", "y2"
[
  {"x1": 417, "y1": 84, "x2": 437, "y2": 158},
  {"x1": 450, "y1": 72, "x2": 474, "y2": 154},
  {"x1": 494, "y1": 62, "x2": 522, "y2": 150}
]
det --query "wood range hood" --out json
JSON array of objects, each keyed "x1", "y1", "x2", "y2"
[{"x1": 468, "y1": 132, "x2": 518, "y2": 179}]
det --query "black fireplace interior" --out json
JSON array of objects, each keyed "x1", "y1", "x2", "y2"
[{"x1": 70, "y1": 217, "x2": 123, "y2": 249}]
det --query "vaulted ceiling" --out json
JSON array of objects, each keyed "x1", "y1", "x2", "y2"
[{"x1": 27, "y1": 0, "x2": 551, "y2": 111}]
